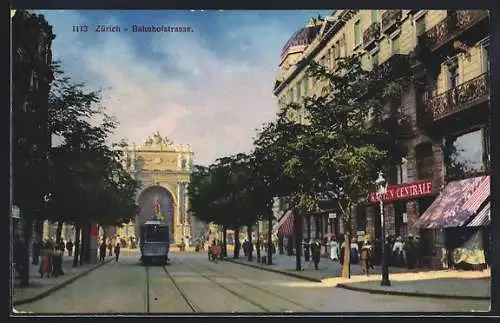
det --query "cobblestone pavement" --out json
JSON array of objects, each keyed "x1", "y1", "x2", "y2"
[{"x1": 15, "y1": 252, "x2": 489, "y2": 314}]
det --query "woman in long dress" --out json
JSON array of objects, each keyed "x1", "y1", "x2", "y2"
[
  {"x1": 38, "y1": 242, "x2": 53, "y2": 278},
  {"x1": 329, "y1": 237, "x2": 339, "y2": 261}
]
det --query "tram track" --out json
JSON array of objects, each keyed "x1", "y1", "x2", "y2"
[
  {"x1": 193, "y1": 261, "x2": 319, "y2": 312},
  {"x1": 179, "y1": 260, "x2": 272, "y2": 312},
  {"x1": 144, "y1": 263, "x2": 199, "y2": 313}
]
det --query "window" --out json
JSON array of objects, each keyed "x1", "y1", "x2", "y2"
[
  {"x1": 371, "y1": 10, "x2": 379, "y2": 23},
  {"x1": 448, "y1": 65, "x2": 459, "y2": 89},
  {"x1": 391, "y1": 35, "x2": 400, "y2": 55},
  {"x1": 416, "y1": 142, "x2": 435, "y2": 179},
  {"x1": 354, "y1": 20, "x2": 361, "y2": 46},
  {"x1": 483, "y1": 43, "x2": 490, "y2": 73},
  {"x1": 296, "y1": 83, "x2": 301, "y2": 101},
  {"x1": 415, "y1": 15, "x2": 426, "y2": 36},
  {"x1": 372, "y1": 52, "x2": 379, "y2": 67},
  {"x1": 445, "y1": 129, "x2": 486, "y2": 179},
  {"x1": 302, "y1": 77, "x2": 308, "y2": 97}
]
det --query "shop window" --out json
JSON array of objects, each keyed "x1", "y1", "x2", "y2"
[
  {"x1": 394, "y1": 201, "x2": 406, "y2": 238},
  {"x1": 445, "y1": 128, "x2": 486, "y2": 179},
  {"x1": 416, "y1": 142, "x2": 435, "y2": 180}
]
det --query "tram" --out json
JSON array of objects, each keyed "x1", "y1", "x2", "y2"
[{"x1": 140, "y1": 220, "x2": 170, "y2": 264}]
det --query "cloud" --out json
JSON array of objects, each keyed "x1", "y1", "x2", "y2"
[{"x1": 41, "y1": 11, "x2": 303, "y2": 166}]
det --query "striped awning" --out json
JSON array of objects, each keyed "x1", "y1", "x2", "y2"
[
  {"x1": 467, "y1": 202, "x2": 490, "y2": 227},
  {"x1": 414, "y1": 176, "x2": 488, "y2": 229},
  {"x1": 460, "y1": 176, "x2": 489, "y2": 218},
  {"x1": 277, "y1": 211, "x2": 294, "y2": 237}
]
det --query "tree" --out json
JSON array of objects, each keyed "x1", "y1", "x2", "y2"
[{"x1": 279, "y1": 52, "x2": 411, "y2": 278}]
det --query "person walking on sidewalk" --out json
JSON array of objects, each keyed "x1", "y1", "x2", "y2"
[
  {"x1": 311, "y1": 239, "x2": 321, "y2": 270},
  {"x1": 329, "y1": 237, "x2": 339, "y2": 261},
  {"x1": 99, "y1": 241, "x2": 107, "y2": 261},
  {"x1": 51, "y1": 245, "x2": 64, "y2": 277},
  {"x1": 38, "y1": 242, "x2": 53, "y2": 278},
  {"x1": 114, "y1": 242, "x2": 121, "y2": 262},
  {"x1": 360, "y1": 241, "x2": 372, "y2": 276},
  {"x1": 66, "y1": 240, "x2": 74, "y2": 257},
  {"x1": 108, "y1": 240, "x2": 113, "y2": 256}
]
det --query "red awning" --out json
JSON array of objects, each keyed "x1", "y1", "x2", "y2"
[
  {"x1": 413, "y1": 176, "x2": 488, "y2": 229},
  {"x1": 460, "y1": 176, "x2": 489, "y2": 217},
  {"x1": 277, "y1": 211, "x2": 294, "y2": 237}
]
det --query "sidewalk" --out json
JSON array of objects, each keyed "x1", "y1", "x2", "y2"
[
  {"x1": 12, "y1": 254, "x2": 113, "y2": 306},
  {"x1": 228, "y1": 253, "x2": 490, "y2": 300}
]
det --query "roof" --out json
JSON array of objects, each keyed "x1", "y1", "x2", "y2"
[{"x1": 280, "y1": 25, "x2": 321, "y2": 59}]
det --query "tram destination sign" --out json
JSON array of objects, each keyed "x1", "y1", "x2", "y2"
[{"x1": 368, "y1": 179, "x2": 433, "y2": 204}]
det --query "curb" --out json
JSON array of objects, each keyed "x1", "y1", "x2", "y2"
[
  {"x1": 13, "y1": 258, "x2": 114, "y2": 306},
  {"x1": 225, "y1": 259, "x2": 323, "y2": 283},
  {"x1": 336, "y1": 283, "x2": 490, "y2": 301}
]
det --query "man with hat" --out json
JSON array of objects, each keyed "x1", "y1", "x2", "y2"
[{"x1": 404, "y1": 234, "x2": 417, "y2": 269}]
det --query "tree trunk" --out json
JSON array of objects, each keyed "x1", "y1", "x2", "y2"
[
  {"x1": 84, "y1": 221, "x2": 92, "y2": 264},
  {"x1": 233, "y1": 227, "x2": 240, "y2": 259},
  {"x1": 256, "y1": 221, "x2": 261, "y2": 262},
  {"x1": 247, "y1": 225, "x2": 253, "y2": 262},
  {"x1": 278, "y1": 236, "x2": 284, "y2": 254},
  {"x1": 294, "y1": 209, "x2": 303, "y2": 271},
  {"x1": 222, "y1": 226, "x2": 227, "y2": 259},
  {"x1": 79, "y1": 224, "x2": 86, "y2": 266},
  {"x1": 267, "y1": 215, "x2": 273, "y2": 265},
  {"x1": 341, "y1": 217, "x2": 351, "y2": 279},
  {"x1": 73, "y1": 225, "x2": 81, "y2": 267},
  {"x1": 56, "y1": 221, "x2": 63, "y2": 244},
  {"x1": 20, "y1": 214, "x2": 34, "y2": 287}
]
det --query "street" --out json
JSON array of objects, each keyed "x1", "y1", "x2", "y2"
[{"x1": 17, "y1": 251, "x2": 489, "y2": 313}]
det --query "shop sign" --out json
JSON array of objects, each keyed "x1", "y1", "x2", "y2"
[{"x1": 368, "y1": 179, "x2": 433, "y2": 204}]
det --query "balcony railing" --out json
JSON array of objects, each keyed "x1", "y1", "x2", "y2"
[
  {"x1": 371, "y1": 54, "x2": 409, "y2": 83},
  {"x1": 381, "y1": 10, "x2": 402, "y2": 33},
  {"x1": 363, "y1": 22, "x2": 380, "y2": 49},
  {"x1": 425, "y1": 72, "x2": 489, "y2": 121},
  {"x1": 420, "y1": 10, "x2": 489, "y2": 52}
]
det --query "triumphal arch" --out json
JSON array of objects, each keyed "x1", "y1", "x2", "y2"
[{"x1": 120, "y1": 131, "x2": 197, "y2": 244}]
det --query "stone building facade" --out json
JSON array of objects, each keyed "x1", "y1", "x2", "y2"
[{"x1": 274, "y1": 10, "x2": 490, "y2": 267}]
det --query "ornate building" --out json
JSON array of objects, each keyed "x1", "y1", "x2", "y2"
[
  {"x1": 119, "y1": 132, "x2": 203, "y2": 244},
  {"x1": 274, "y1": 10, "x2": 490, "y2": 269}
]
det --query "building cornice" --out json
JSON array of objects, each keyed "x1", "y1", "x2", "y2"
[{"x1": 273, "y1": 10, "x2": 358, "y2": 96}]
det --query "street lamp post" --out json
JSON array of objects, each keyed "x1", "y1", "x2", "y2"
[{"x1": 375, "y1": 171, "x2": 391, "y2": 286}]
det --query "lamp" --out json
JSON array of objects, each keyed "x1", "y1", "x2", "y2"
[{"x1": 375, "y1": 171, "x2": 391, "y2": 286}]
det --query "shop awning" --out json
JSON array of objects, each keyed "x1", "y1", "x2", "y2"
[
  {"x1": 413, "y1": 176, "x2": 488, "y2": 229},
  {"x1": 460, "y1": 176, "x2": 489, "y2": 217},
  {"x1": 467, "y1": 202, "x2": 490, "y2": 227},
  {"x1": 277, "y1": 210, "x2": 294, "y2": 237}
]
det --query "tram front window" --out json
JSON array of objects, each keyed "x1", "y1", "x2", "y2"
[{"x1": 141, "y1": 225, "x2": 169, "y2": 242}]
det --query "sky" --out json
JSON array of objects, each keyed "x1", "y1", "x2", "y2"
[{"x1": 37, "y1": 10, "x2": 331, "y2": 166}]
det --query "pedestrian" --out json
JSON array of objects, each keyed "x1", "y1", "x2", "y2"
[
  {"x1": 32, "y1": 239, "x2": 41, "y2": 265},
  {"x1": 360, "y1": 240, "x2": 372, "y2": 276},
  {"x1": 329, "y1": 237, "x2": 339, "y2": 261},
  {"x1": 311, "y1": 239, "x2": 321, "y2": 270},
  {"x1": 59, "y1": 240, "x2": 66, "y2": 257},
  {"x1": 350, "y1": 238, "x2": 359, "y2": 264},
  {"x1": 392, "y1": 236, "x2": 405, "y2": 267},
  {"x1": 99, "y1": 241, "x2": 107, "y2": 261},
  {"x1": 114, "y1": 242, "x2": 121, "y2": 262},
  {"x1": 66, "y1": 240, "x2": 74, "y2": 257},
  {"x1": 52, "y1": 245, "x2": 64, "y2": 277},
  {"x1": 38, "y1": 242, "x2": 53, "y2": 278},
  {"x1": 404, "y1": 234, "x2": 417, "y2": 269},
  {"x1": 108, "y1": 240, "x2": 113, "y2": 256}
]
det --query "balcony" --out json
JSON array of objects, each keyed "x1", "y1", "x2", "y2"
[
  {"x1": 425, "y1": 72, "x2": 489, "y2": 121},
  {"x1": 358, "y1": 54, "x2": 409, "y2": 99},
  {"x1": 371, "y1": 54, "x2": 409, "y2": 83},
  {"x1": 420, "y1": 10, "x2": 489, "y2": 52},
  {"x1": 381, "y1": 10, "x2": 402, "y2": 34},
  {"x1": 363, "y1": 22, "x2": 380, "y2": 50}
]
